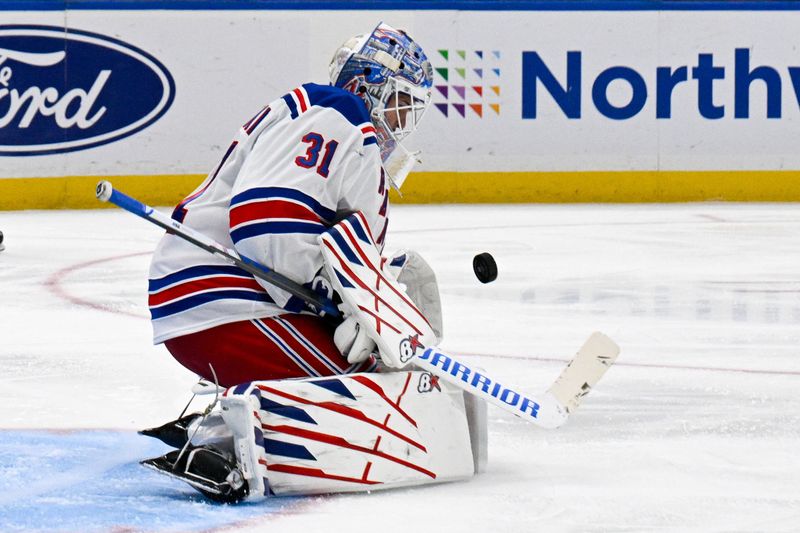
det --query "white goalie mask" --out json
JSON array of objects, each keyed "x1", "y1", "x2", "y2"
[{"x1": 329, "y1": 22, "x2": 433, "y2": 190}]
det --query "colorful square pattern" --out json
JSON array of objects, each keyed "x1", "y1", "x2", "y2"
[{"x1": 433, "y1": 49, "x2": 501, "y2": 118}]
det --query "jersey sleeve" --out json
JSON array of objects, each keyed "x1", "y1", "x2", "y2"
[
  {"x1": 337, "y1": 148, "x2": 389, "y2": 252},
  {"x1": 228, "y1": 84, "x2": 384, "y2": 311}
]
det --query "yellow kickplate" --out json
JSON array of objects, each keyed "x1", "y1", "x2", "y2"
[{"x1": 2, "y1": 170, "x2": 800, "y2": 210}]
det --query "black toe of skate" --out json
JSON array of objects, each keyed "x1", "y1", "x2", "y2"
[
  {"x1": 139, "y1": 413, "x2": 201, "y2": 448},
  {"x1": 141, "y1": 445, "x2": 249, "y2": 504}
]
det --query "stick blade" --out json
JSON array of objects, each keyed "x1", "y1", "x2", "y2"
[{"x1": 547, "y1": 332, "x2": 620, "y2": 415}]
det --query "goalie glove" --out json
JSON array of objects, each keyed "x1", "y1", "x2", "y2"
[{"x1": 384, "y1": 249, "x2": 443, "y2": 343}]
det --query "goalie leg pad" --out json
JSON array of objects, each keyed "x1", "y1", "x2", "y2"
[
  {"x1": 463, "y1": 392, "x2": 488, "y2": 474},
  {"x1": 220, "y1": 371, "x2": 476, "y2": 498}
]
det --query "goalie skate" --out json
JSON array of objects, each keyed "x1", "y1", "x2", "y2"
[
  {"x1": 139, "y1": 413, "x2": 201, "y2": 449},
  {"x1": 141, "y1": 445, "x2": 248, "y2": 503}
]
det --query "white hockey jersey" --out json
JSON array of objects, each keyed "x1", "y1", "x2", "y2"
[{"x1": 148, "y1": 84, "x2": 389, "y2": 344}]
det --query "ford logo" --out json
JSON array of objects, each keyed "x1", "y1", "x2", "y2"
[{"x1": 0, "y1": 25, "x2": 175, "y2": 156}]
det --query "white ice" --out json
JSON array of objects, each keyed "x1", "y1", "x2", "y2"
[{"x1": 1, "y1": 203, "x2": 799, "y2": 532}]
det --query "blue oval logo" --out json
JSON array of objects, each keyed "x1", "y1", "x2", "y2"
[{"x1": 0, "y1": 25, "x2": 175, "y2": 156}]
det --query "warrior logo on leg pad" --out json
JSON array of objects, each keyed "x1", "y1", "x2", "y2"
[{"x1": 417, "y1": 372, "x2": 441, "y2": 393}]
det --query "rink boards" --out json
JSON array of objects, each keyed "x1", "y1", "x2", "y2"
[{"x1": 1, "y1": 1, "x2": 800, "y2": 207}]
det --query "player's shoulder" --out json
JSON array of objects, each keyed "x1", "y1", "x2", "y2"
[{"x1": 281, "y1": 83, "x2": 371, "y2": 128}]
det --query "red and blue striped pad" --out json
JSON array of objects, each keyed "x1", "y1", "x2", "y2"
[{"x1": 221, "y1": 370, "x2": 474, "y2": 497}]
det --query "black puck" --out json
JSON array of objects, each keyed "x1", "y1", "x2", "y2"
[{"x1": 473, "y1": 252, "x2": 497, "y2": 283}]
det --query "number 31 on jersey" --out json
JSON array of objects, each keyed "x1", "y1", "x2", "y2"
[{"x1": 295, "y1": 132, "x2": 339, "y2": 178}]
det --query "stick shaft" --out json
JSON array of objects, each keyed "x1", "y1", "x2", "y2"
[
  {"x1": 95, "y1": 181, "x2": 339, "y2": 317},
  {"x1": 416, "y1": 348, "x2": 568, "y2": 428}
]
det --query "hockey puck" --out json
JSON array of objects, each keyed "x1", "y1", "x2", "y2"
[
  {"x1": 0, "y1": 230, "x2": 4, "y2": 252},
  {"x1": 473, "y1": 252, "x2": 497, "y2": 283}
]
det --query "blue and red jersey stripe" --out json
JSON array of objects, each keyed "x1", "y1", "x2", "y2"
[
  {"x1": 149, "y1": 264, "x2": 272, "y2": 319},
  {"x1": 229, "y1": 186, "x2": 336, "y2": 244}
]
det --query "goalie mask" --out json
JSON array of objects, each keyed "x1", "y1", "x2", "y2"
[{"x1": 329, "y1": 22, "x2": 433, "y2": 189}]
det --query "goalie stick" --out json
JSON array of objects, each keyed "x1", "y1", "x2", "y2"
[{"x1": 96, "y1": 181, "x2": 619, "y2": 429}]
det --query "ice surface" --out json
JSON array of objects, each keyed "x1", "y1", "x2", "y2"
[{"x1": 1, "y1": 203, "x2": 798, "y2": 532}]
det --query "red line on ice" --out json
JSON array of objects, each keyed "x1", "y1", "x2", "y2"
[
  {"x1": 456, "y1": 351, "x2": 800, "y2": 377},
  {"x1": 44, "y1": 251, "x2": 151, "y2": 320}
]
